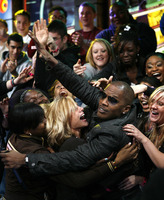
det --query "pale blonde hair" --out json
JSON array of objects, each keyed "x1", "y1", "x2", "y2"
[
  {"x1": 86, "y1": 38, "x2": 114, "y2": 69},
  {"x1": 149, "y1": 86, "x2": 164, "y2": 147},
  {"x1": 41, "y1": 96, "x2": 77, "y2": 147}
]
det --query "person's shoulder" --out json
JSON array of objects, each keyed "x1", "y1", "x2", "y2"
[
  {"x1": 96, "y1": 25, "x2": 115, "y2": 39},
  {"x1": 94, "y1": 26, "x2": 103, "y2": 33},
  {"x1": 97, "y1": 28, "x2": 110, "y2": 34}
]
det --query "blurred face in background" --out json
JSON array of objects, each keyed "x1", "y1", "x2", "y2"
[
  {"x1": 49, "y1": 10, "x2": 66, "y2": 24},
  {"x1": 79, "y1": 5, "x2": 96, "y2": 27},
  {"x1": 0, "y1": 21, "x2": 8, "y2": 41},
  {"x1": 109, "y1": 4, "x2": 129, "y2": 27},
  {"x1": 14, "y1": 15, "x2": 30, "y2": 37}
]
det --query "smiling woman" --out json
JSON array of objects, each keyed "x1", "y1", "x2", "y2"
[
  {"x1": 123, "y1": 85, "x2": 164, "y2": 169},
  {"x1": 90, "y1": 24, "x2": 145, "y2": 85},
  {"x1": 145, "y1": 52, "x2": 164, "y2": 85},
  {"x1": 73, "y1": 38, "x2": 115, "y2": 81},
  {"x1": 114, "y1": 24, "x2": 144, "y2": 85}
]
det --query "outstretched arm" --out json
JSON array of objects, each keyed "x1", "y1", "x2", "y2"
[
  {"x1": 28, "y1": 30, "x2": 102, "y2": 110},
  {"x1": 123, "y1": 124, "x2": 164, "y2": 169}
]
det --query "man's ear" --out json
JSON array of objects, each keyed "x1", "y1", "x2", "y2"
[
  {"x1": 122, "y1": 105, "x2": 131, "y2": 114},
  {"x1": 63, "y1": 35, "x2": 68, "y2": 44}
]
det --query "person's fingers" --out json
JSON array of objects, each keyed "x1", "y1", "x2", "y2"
[
  {"x1": 77, "y1": 59, "x2": 81, "y2": 65},
  {"x1": 108, "y1": 76, "x2": 113, "y2": 83},
  {"x1": 119, "y1": 178, "x2": 128, "y2": 186},
  {"x1": 4, "y1": 57, "x2": 8, "y2": 64},
  {"x1": 123, "y1": 142, "x2": 132, "y2": 149},
  {"x1": 35, "y1": 20, "x2": 39, "y2": 31},
  {"x1": 26, "y1": 76, "x2": 34, "y2": 81},
  {"x1": 43, "y1": 19, "x2": 47, "y2": 29},
  {"x1": 14, "y1": 60, "x2": 17, "y2": 66},
  {"x1": 40, "y1": 18, "x2": 44, "y2": 29},
  {"x1": 92, "y1": 82, "x2": 99, "y2": 87}
]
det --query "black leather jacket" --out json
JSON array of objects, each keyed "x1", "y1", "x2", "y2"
[{"x1": 28, "y1": 61, "x2": 137, "y2": 175}]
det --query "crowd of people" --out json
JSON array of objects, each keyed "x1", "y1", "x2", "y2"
[{"x1": 0, "y1": 1, "x2": 164, "y2": 200}]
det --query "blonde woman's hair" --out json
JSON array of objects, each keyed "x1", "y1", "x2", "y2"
[
  {"x1": 86, "y1": 38, "x2": 114, "y2": 69},
  {"x1": 149, "y1": 86, "x2": 164, "y2": 147},
  {"x1": 41, "y1": 96, "x2": 78, "y2": 147}
]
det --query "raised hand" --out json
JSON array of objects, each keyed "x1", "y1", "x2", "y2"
[
  {"x1": 123, "y1": 124, "x2": 148, "y2": 144},
  {"x1": 28, "y1": 30, "x2": 52, "y2": 61},
  {"x1": 14, "y1": 66, "x2": 34, "y2": 85},
  {"x1": 90, "y1": 76, "x2": 113, "y2": 90},
  {"x1": 71, "y1": 32, "x2": 83, "y2": 46},
  {"x1": 0, "y1": 57, "x2": 9, "y2": 73},
  {"x1": 73, "y1": 59, "x2": 86, "y2": 76},
  {"x1": 34, "y1": 18, "x2": 48, "y2": 46}
]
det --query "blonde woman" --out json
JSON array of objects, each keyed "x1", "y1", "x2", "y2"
[
  {"x1": 40, "y1": 96, "x2": 138, "y2": 199},
  {"x1": 73, "y1": 38, "x2": 115, "y2": 80},
  {"x1": 123, "y1": 85, "x2": 164, "y2": 168},
  {"x1": 118, "y1": 86, "x2": 164, "y2": 191},
  {"x1": 41, "y1": 96, "x2": 88, "y2": 151}
]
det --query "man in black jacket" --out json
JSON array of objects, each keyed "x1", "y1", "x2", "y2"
[
  {"x1": 1, "y1": 36, "x2": 136, "y2": 170},
  {"x1": 1, "y1": 31, "x2": 139, "y2": 199}
]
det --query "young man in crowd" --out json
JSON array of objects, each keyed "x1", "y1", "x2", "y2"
[
  {"x1": 48, "y1": 5, "x2": 67, "y2": 24},
  {"x1": 0, "y1": 33, "x2": 32, "y2": 97},
  {"x1": 71, "y1": 2, "x2": 102, "y2": 64},
  {"x1": 14, "y1": 9, "x2": 31, "y2": 52}
]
